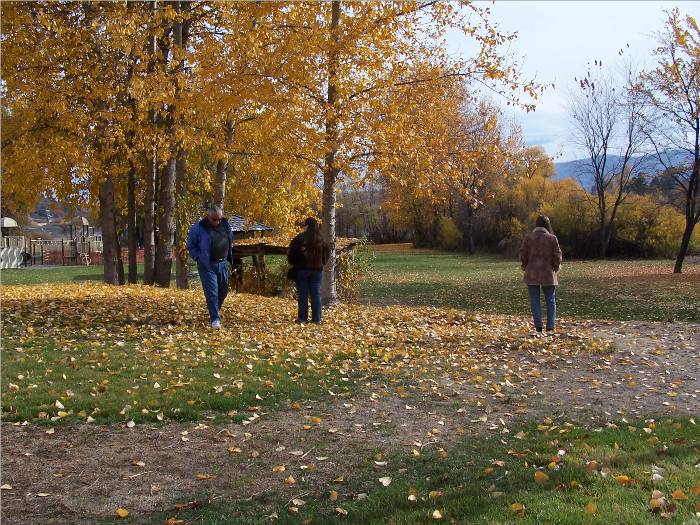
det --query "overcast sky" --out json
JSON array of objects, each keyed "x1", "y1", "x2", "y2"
[{"x1": 446, "y1": 1, "x2": 700, "y2": 161}]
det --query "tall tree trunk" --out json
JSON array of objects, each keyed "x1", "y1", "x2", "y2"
[
  {"x1": 466, "y1": 206, "x2": 475, "y2": 254},
  {"x1": 153, "y1": 1, "x2": 181, "y2": 288},
  {"x1": 127, "y1": 165, "x2": 138, "y2": 283},
  {"x1": 143, "y1": 0, "x2": 158, "y2": 285},
  {"x1": 673, "y1": 218, "x2": 695, "y2": 274},
  {"x1": 99, "y1": 175, "x2": 124, "y2": 285},
  {"x1": 173, "y1": 0, "x2": 192, "y2": 289},
  {"x1": 321, "y1": 0, "x2": 341, "y2": 306},
  {"x1": 675, "y1": 152, "x2": 699, "y2": 273},
  {"x1": 214, "y1": 119, "x2": 234, "y2": 210},
  {"x1": 175, "y1": 236, "x2": 188, "y2": 288},
  {"x1": 143, "y1": 148, "x2": 157, "y2": 284},
  {"x1": 175, "y1": 152, "x2": 189, "y2": 289},
  {"x1": 598, "y1": 206, "x2": 608, "y2": 259},
  {"x1": 321, "y1": 168, "x2": 338, "y2": 304},
  {"x1": 155, "y1": 154, "x2": 177, "y2": 287},
  {"x1": 122, "y1": 0, "x2": 139, "y2": 285}
]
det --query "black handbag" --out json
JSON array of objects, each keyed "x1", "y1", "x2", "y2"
[{"x1": 286, "y1": 267, "x2": 298, "y2": 281}]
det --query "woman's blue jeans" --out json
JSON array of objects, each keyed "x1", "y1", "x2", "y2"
[
  {"x1": 528, "y1": 285, "x2": 556, "y2": 331},
  {"x1": 296, "y1": 269, "x2": 323, "y2": 323}
]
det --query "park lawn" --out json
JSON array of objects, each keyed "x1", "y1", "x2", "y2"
[
  {"x1": 103, "y1": 417, "x2": 700, "y2": 525},
  {"x1": 1, "y1": 264, "x2": 110, "y2": 285},
  {"x1": 0, "y1": 284, "x2": 362, "y2": 425},
  {"x1": 4, "y1": 248, "x2": 699, "y2": 322},
  {"x1": 2, "y1": 253, "x2": 699, "y2": 524},
  {"x1": 3, "y1": 282, "x2": 594, "y2": 425},
  {"x1": 362, "y1": 246, "x2": 700, "y2": 322}
]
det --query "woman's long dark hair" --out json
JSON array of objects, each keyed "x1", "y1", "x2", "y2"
[
  {"x1": 303, "y1": 217, "x2": 323, "y2": 262},
  {"x1": 535, "y1": 215, "x2": 554, "y2": 235}
]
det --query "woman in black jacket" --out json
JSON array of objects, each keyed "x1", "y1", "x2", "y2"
[{"x1": 287, "y1": 217, "x2": 330, "y2": 323}]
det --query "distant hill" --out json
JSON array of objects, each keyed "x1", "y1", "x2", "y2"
[{"x1": 554, "y1": 150, "x2": 693, "y2": 190}]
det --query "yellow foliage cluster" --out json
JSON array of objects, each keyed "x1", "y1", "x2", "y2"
[{"x1": 1, "y1": 2, "x2": 539, "y2": 237}]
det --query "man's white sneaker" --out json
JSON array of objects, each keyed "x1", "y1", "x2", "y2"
[{"x1": 211, "y1": 320, "x2": 221, "y2": 329}]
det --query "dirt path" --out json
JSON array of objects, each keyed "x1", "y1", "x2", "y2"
[{"x1": 2, "y1": 321, "x2": 698, "y2": 524}]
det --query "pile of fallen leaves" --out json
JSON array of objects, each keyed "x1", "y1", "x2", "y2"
[{"x1": 2, "y1": 283, "x2": 599, "y2": 423}]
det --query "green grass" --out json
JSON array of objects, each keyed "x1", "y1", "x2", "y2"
[
  {"x1": 101, "y1": 417, "x2": 700, "y2": 524},
  {"x1": 3, "y1": 248, "x2": 699, "y2": 524},
  {"x1": 362, "y1": 249, "x2": 700, "y2": 322},
  {"x1": 1, "y1": 334, "x2": 360, "y2": 425},
  {"x1": 1, "y1": 264, "x2": 111, "y2": 285}
]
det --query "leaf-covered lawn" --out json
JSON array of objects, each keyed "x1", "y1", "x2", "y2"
[
  {"x1": 1, "y1": 283, "x2": 596, "y2": 425},
  {"x1": 362, "y1": 247, "x2": 700, "y2": 322},
  {"x1": 1, "y1": 277, "x2": 698, "y2": 525},
  {"x1": 5, "y1": 249, "x2": 698, "y2": 321}
]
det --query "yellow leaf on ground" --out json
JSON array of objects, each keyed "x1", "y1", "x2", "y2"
[
  {"x1": 584, "y1": 502, "x2": 597, "y2": 514},
  {"x1": 534, "y1": 471, "x2": 549, "y2": 482},
  {"x1": 115, "y1": 508, "x2": 129, "y2": 518},
  {"x1": 510, "y1": 502, "x2": 525, "y2": 515},
  {"x1": 671, "y1": 489, "x2": 687, "y2": 500},
  {"x1": 614, "y1": 475, "x2": 631, "y2": 485}
]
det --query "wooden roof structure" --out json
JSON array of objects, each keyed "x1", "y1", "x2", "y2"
[{"x1": 228, "y1": 214, "x2": 274, "y2": 235}]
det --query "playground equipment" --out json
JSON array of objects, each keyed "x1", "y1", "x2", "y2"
[
  {"x1": 24, "y1": 217, "x2": 102, "y2": 266},
  {"x1": 1, "y1": 217, "x2": 26, "y2": 269}
]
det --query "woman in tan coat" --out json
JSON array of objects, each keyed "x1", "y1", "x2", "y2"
[{"x1": 520, "y1": 215, "x2": 562, "y2": 333}]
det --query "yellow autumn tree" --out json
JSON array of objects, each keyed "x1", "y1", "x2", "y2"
[
  {"x1": 2, "y1": 1, "x2": 539, "y2": 294},
  {"x1": 1, "y1": 1, "x2": 153, "y2": 284},
  {"x1": 378, "y1": 62, "x2": 524, "y2": 252},
  {"x1": 261, "y1": 1, "x2": 542, "y2": 303}
]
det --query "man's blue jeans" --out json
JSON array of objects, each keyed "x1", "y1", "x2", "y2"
[
  {"x1": 198, "y1": 260, "x2": 229, "y2": 322},
  {"x1": 296, "y1": 269, "x2": 323, "y2": 323},
  {"x1": 528, "y1": 285, "x2": 556, "y2": 331}
]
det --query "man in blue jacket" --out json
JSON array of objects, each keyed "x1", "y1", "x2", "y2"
[{"x1": 187, "y1": 205, "x2": 234, "y2": 329}]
